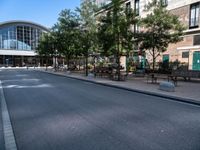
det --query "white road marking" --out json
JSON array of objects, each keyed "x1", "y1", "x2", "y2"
[{"x1": 0, "y1": 80, "x2": 17, "y2": 150}]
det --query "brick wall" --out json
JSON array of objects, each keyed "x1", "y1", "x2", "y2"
[
  {"x1": 170, "y1": 5, "x2": 190, "y2": 28},
  {"x1": 164, "y1": 35, "x2": 193, "y2": 61}
]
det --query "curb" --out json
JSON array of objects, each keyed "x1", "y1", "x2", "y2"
[
  {"x1": 0, "y1": 80, "x2": 18, "y2": 150},
  {"x1": 36, "y1": 70, "x2": 200, "y2": 106}
]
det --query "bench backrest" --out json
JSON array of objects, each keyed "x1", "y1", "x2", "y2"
[{"x1": 172, "y1": 70, "x2": 200, "y2": 78}]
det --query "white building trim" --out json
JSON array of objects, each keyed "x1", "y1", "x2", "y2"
[
  {"x1": 167, "y1": 0, "x2": 200, "y2": 10},
  {"x1": 0, "y1": 50, "x2": 36, "y2": 56},
  {"x1": 177, "y1": 46, "x2": 200, "y2": 50}
]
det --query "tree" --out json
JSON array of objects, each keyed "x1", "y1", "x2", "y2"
[
  {"x1": 121, "y1": 7, "x2": 138, "y2": 73},
  {"x1": 37, "y1": 33, "x2": 55, "y2": 70},
  {"x1": 79, "y1": 0, "x2": 98, "y2": 76},
  {"x1": 53, "y1": 9, "x2": 80, "y2": 69},
  {"x1": 97, "y1": 0, "x2": 136, "y2": 80},
  {"x1": 136, "y1": 0, "x2": 185, "y2": 72},
  {"x1": 97, "y1": 12, "x2": 115, "y2": 57}
]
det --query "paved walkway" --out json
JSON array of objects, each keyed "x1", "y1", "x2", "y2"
[{"x1": 36, "y1": 68, "x2": 200, "y2": 103}]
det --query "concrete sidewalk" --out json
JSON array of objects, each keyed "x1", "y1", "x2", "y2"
[{"x1": 36, "y1": 68, "x2": 200, "y2": 104}]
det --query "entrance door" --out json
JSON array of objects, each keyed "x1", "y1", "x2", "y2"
[
  {"x1": 163, "y1": 54, "x2": 169, "y2": 63},
  {"x1": 193, "y1": 51, "x2": 200, "y2": 70},
  {"x1": 5, "y1": 56, "x2": 13, "y2": 67}
]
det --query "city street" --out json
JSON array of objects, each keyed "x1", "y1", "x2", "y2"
[{"x1": 0, "y1": 69, "x2": 200, "y2": 150}]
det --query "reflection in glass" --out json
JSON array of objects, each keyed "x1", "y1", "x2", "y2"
[{"x1": 0, "y1": 25, "x2": 44, "y2": 51}]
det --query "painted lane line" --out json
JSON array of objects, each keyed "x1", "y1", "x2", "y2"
[{"x1": 0, "y1": 80, "x2": 17, "y2": 150}]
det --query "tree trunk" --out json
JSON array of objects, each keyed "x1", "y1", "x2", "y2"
[
  {"x1": 67, "y1": 56, "x2": 70, "y2": 70},
  {"x1": 152, "y1": 47, "x2": 155, "y2": 73},
  {"x1": 79, "y1": 57, "x2": 81, "y2": 71},
  {"x1": 85, "y1": 54, "x2": 88, "y2": 76},
  {"x1": 117, "y1": 33, "x2": 121, "y2": 81},
  {"x1": 45, "y1": 56, "x2": 48, "y2": 71},
  {"x1": 117, "y1": 55, "x2": 121, "y2": 81},
  {"x1": 126, "y1": 53, "x2": 129, "y2": 74}
]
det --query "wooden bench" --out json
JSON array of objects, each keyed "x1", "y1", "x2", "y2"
[
  {"x1": 95, "y1": 67, "x2": 112, "y2": 78},
  {"x1": 133, "y1": 69, "x2": 145, "y2": 77},
  {"x1": 171, "y1": 70, "x2": 200, "y2": 81},
  {"x1": 146, "y1": 74, "x2": 158, "y2": 84},
  {"x1": 146, "y1": 74, "x2": 177, "y2": 86},
  {"x1": 110, "y1": 71, "x2": 127, "y2": 81}
]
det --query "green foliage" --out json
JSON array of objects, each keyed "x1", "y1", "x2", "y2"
[
  {"x1": 37, "y1": 2, "x2": 98, "y2": 74},
  {"x1": 136, "y1": 0, "x2": 185, "y2": 71},
  {"x1": 37, "y1": 9, "x2": 83, "y2": 69},
  {"x1": 80, "y1": 0, "x2": 98, "y2": 32},
  {"x1": 36, "y1": 32, "x2": 56, "y2": 70},
  {"x1": 78, "y1": 0, "x2": 99, "y2": 76},
  {"x1": 53, "y1": 9, "x2": 81, "y2": 64},
  {"x1": 97, "y1": 12, "x2": 115, "y2": 56},
  {"x1": 98, "y1": 0, "x2": 137, "y2": 55},
  {"x1": 79, "y1": 0, "x2": 98, "y2": 53},
  {"x1": 36, "y1": 33, "x2": 55, "y2": 57},
  {"x1": 97, "y1": 0, "x2": 137, "y2": 79}
]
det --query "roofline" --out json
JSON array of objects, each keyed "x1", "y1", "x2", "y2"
[{"x1": 0, "y1": 20, "x2": 50, "y2": 32}]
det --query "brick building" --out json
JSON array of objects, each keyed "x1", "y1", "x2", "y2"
[
  {"x1": 164, "y1": 0, "x2": 200, "y2": 70},
  {"x1": 95, "y1": 0, "x2": 200, "y2": 70}
]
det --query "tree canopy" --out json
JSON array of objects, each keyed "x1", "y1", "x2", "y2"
[
  {"x1": 36, "y1": 0, "x2": 186, "y2": 75},
  {"x1": 97, "y1": 0, "x2": 137, "y2": 79},
  {"x1": 136, "y1": 0, "x2": 185, "y2": 71}
]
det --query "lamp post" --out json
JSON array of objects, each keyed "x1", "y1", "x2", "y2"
[
  {"x1": 82, "y1": 28, "x2": 89, "y2": 77},
  {"x1": 86, "y1": 55, "x2": 88, "y2": 76},
  {"x1": 83, "y1": 45, "x2": 89, "y2": 77},
  {"x1": 94, "y1": 55, "x2": 97, "y2": 77},
  {"x1": 54, "y1": 49, "x2": 58, "y2": 71}
]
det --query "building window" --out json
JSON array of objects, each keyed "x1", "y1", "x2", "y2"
[
  {"x1": 182, "y1": 52, "x2": 189, "y2": 58},
  {"x1": 134, "y1": 23, "x2": 139, "y2": 33},
  {"x1": 0, "y1": 25, "x2": 44, "y2": 51},
  {"x1": 160, "y1": 0, "x2": 168, "y2": 7},
  {"x1": 126, "y1": 2, "x2": 131, "y2": 14},
  {"x1": 193, "y1": 34, "x2": 200, "y2": 45},
  {"x1": 135, "y1": 0, "x2": 139, "y2": 16},
  {"x1": 190, "y1": 3, "x2": 200, "y2": 28},
  {"x1": 163, "y1": 54, "x2": 169, "y2": 63}
]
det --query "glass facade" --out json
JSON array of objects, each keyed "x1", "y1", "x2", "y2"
[{"x1": 0, "y1": 24, "x2": 44, "y2": 51}]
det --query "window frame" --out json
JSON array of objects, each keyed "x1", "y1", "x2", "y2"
[
  {"x1": 126, "y1": 1, "x2": 131, "y2": 15},
  {"x1": 134, "y1": 0, "x2": 139, "y2": 16},
  {"x1": 189, "y1": 2, "x2": 200, "y2": 29},
  {"x1": 134, "y1": 23, "x2": 139, "y2": 33},
  {"x1": 193, "y1": 34, "x2": 200, "y2": 45},
  {"x1": 182, "y1": 51, "x2": 189, "y2": 58},
  {"x1": 161, "y1": 0, "x2": 168, "y2": 7}
]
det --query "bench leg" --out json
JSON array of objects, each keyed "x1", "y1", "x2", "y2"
[
  {"x1": 174, "y1": 77, "x2": 177, "y2": 86},
  {"x1": 150, "y1": 77, "x2": 157, "y2": 84}
]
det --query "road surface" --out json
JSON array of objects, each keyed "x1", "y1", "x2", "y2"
[{"x1": 0, "y1": 69, "x2": 200, "y2": 150}]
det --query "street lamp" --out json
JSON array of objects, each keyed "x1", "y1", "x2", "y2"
[
  {"x1": 83, "y1": 44, "x2": 89, "y2": 76},
  {"x1": 54, "y1": 49, "x2": 58, "y2": 71},
  {"x1": 82, "y1": 28, "x2": 89, "y2": 76}
]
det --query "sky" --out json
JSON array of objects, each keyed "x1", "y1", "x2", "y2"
[{"x1": 0, "y1": 0, "x2": 81, "y2": 28}]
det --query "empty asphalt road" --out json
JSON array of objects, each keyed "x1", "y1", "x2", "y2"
[{"x1": 0, "y1": 69, "x2": 200, "y2": 150}]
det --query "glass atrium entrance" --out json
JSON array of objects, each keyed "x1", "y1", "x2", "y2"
[{"x1": 0, "y1": 55, "x2": 52, "y2": 67}]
